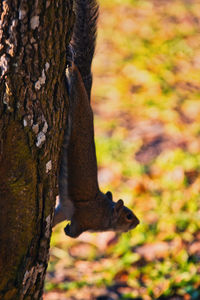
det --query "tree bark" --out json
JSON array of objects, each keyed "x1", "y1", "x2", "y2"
[{"x1": 0, "y1": 0, "x2": 73, "y2": 299}]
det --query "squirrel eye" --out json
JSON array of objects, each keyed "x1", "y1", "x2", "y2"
[{"x1": 126, "y1": 213, "x2": 133, "y2": 221}]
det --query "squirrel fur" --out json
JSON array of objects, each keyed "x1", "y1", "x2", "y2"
[{"x1": 53, "y1": 0, "x2": 139, "y2": 237}]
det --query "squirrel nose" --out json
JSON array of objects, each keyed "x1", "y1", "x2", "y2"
[{"x1": 134, "y1": 216, "x2": 140, "y2": 226}]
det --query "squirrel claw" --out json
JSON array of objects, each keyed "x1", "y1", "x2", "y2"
[{"x1": 64, "y1": 223, "x2": 73, "y2": 236}]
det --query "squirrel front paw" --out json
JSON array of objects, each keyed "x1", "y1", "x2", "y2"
[{"x1": 64, "y1": 222, "x2": 82, "y2": 238}]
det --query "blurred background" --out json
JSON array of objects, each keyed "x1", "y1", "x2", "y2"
[{"x1": 44, "y1": 0, "x2": 200, "y2": 299}]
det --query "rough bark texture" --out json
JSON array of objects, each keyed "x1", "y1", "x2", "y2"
[{"x1": 0, "y1": 0, "x2": 74, "y2": 299}]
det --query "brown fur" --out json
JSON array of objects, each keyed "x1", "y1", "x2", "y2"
[{"x1": 53, "y1": 0, "x2": 140, "y2": 237}]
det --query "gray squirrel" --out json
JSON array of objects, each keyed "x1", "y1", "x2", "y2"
[{"x1": 53, "y1": 0, "x2": 139, "y2": 238}]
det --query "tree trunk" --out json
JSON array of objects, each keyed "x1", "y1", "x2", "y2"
[{"x1": 0, "y1": 1, "x2": 73, "y2": 299}]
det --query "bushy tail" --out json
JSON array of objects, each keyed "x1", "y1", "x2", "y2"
[{"x1": 71, "y1": 0, "x2": 99, "y2": 99}]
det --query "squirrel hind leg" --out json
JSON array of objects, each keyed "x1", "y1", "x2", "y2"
[
  {"x1": 65, "y1": 44, "x2": 76, "y2": 93},
  {"x1": 66, "y1": 44, "x2": 75, "y2": 68}
]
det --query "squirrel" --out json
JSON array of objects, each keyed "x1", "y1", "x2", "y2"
[{"x1": 53, "y1": 0, "x2": 139, "y2": 238}]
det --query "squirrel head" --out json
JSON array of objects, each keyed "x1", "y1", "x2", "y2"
[{"x1": 106, "y1": 191, "x2": 140, "y2": 232}]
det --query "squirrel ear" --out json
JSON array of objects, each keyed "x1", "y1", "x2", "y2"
[
  {"x1": 106, "y1": 191, "x2": 113, "y2": 200},
  {"x1": 114, "y1": 199, "x2": 124, "y2": 214}
]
